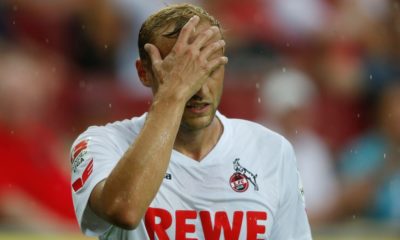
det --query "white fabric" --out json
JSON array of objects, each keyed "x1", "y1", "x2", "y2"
[
  {"x1": 293, "y1": 131, "x2": 339, "y2": 216},
  {"x1": 71, "y1": 112, "x2": 312, "y2": 239}
]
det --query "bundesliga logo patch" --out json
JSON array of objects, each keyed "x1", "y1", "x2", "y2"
[
  {"x1": 71, "y1": 138, "x2": 94, "y2": 192},
  {"x1": 71, "y1": 139, "x2": 89, "y2": 163},
  {"x1": 229, "y1": 158, "x2": 259, "y2": 192}
]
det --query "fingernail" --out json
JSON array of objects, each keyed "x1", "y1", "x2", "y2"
[
  {"x1": 211, "y1": 26, "x2": 219, "y2": 31},
  {"x1": 219, "y1": 40, "x2": 226, "y2": 46},
  {"x1": 144, "y1": 43, "x2": 150, "y2": 50},
  {"x1": 191, "y1": 15, "x2": 199, "y2": 21}
]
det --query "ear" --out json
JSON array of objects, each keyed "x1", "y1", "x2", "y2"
[{"x1": 135, "y1": 59, "x2": 152, "y2": 87}]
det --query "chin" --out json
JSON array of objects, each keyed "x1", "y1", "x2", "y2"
[{"x1": 181, "y1": 112, "x2": 215, "y2": 131}]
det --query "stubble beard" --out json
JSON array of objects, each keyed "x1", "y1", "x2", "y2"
[{"x1": 180, "y1": 106, "x2": 217, "y2": 132}]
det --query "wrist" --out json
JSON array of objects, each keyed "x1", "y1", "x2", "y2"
[
  {"x1": 151, "y1": 93, "x2": 186, "y2": 113},
  {"x1": 147, "y1": 95, "x2": 186, "y2": 131},
  {"x1": 153, "y1": 88, "x2": 188, "y2": 107}
]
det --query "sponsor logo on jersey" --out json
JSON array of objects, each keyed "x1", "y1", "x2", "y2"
[
  {"x1": 72, "y1": 158, "x2": 93, "y2": 192},
  {"x1": 145, "y1": 207, "x2": 267, "y2": 240},
  {"x1": 230, "y1": 158, "x2": 259, "y2": 192}
]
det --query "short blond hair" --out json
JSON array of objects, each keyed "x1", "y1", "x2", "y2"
[{"x1": 138, "y1": 3, "x2": 221, "y2": 66}]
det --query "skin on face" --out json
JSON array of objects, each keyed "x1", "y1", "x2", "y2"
[{"x1": 146, "y1": 21, "x2": 225, "y2": 132}]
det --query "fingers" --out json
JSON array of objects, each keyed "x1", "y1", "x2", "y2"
[
  {"x1": 206, "y1": 56, "x2": 228, "y2": 72},
  {"x1": 144, "y1": 43, "x2": 162, "y2": 65},
  {"x1": 191, "y1": 26, "x2": 220, "y2": 50},
  {"x1": 199, "y1": 39, "x2": 225, "y2": 62},
  {"x1": 175, "y1": 15, "x2": 200, "y2": 47}
]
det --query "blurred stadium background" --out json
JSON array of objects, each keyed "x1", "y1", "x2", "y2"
[{"x1": 0, "y1": 0, "x2": 399, "y2": 239}]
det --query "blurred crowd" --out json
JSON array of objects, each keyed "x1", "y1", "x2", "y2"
[{"x1": 0, "y1": 0, "x2": 399, "y2": 234}]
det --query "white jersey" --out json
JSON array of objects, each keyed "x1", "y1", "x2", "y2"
[{"x1": 71, "y1": 112, "x2": 312, "y2": 240}]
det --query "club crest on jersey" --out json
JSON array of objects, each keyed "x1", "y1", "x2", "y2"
[{"x1": 230, "y1": 158, "x2": 259, "y2": 192}]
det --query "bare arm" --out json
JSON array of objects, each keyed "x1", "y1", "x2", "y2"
[{"x1": 88, "y1": 15, "x2": 228, "y2": 229}]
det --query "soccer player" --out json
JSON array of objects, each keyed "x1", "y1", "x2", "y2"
[{"x1": 71, "y1": 3, "x2": 312, "y2": 239}]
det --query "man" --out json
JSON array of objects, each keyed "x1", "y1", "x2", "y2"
[{"x1": 71, "y1": 4, "x2": 312, "y2": 239}]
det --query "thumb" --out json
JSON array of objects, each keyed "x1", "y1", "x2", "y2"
[{"x1": 144, "y1": 43, "x2": 162, "y2": 65}]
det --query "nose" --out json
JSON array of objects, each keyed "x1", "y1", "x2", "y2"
[{"x1": 193, "y1": 84, "x2": 210, "y2": 100}]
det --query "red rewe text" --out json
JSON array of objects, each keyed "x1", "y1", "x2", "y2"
[{"x1": 145, "y1": 208, "x2": 267, "y2": 240}]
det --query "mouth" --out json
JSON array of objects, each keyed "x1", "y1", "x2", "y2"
[{"x1": 185, "y1": 102, "x2": 211, "y2": 114}]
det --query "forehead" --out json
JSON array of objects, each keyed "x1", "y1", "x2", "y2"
[{"x1": 153, "y1": 21, "x2": 223, "y2": 59}]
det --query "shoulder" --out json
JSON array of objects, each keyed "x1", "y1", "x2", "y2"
[
  {"x1": 219, "y1": 114, "x2": 294, "y2": 163},
  {"x1": 223, "y1": 116, "x2": 287, "y2": 146},
  {"x1": 72, "y1": 114, "x2": 146, "y2": 149}
]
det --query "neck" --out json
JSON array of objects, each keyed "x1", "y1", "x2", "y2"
[{"x1": 174, "y1": 117, "x2": 223, "y2": 161}]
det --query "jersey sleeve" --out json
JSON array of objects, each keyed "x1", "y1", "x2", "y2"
[
  {"x1": 70, "y1": 127, "x2": 120, "y2": 236},
  {"x1": 269, "y1": 138, "x2": 313, "y2": 240}
]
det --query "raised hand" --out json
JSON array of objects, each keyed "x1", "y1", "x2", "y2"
[{"x1": 144, "y1": 15, "x2": 228, "y2": 103}]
